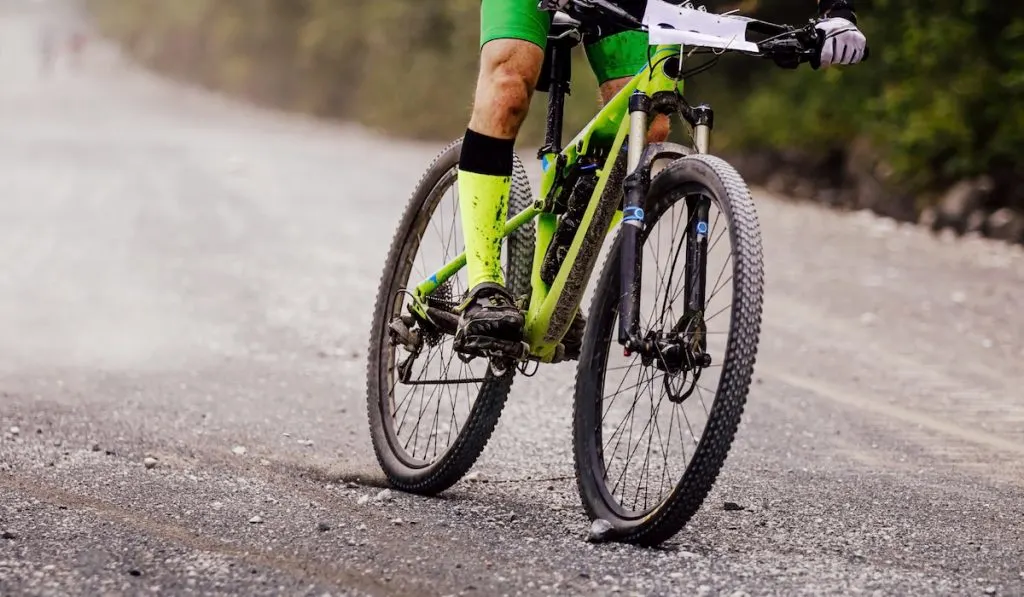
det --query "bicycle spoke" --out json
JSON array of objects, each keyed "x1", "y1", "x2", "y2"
[
  {"x1": 604, "y1": 365, "x2": 651, "y2": 478},
  {"x1": 415, "y1": 230, "x2": 430, "y2": 285},
  {"x1": 609, "y1": 366, "x2": 656, "y2": 496},
  {"x1": 446, "y1": 360, "x2": 465, "y2": 446},
  {"x1": 672, "y1": 402, "x2": 689, "y2": 463},
  {"x1": 704, "y1": 301, "x2": 732, "y2": 324},
  {"x1": 427, "y1": 345, "x2": 450, "y2": 459},
  {"x1": 644, "y1": 223, "x2": 669, "y2": 331},
  {"x1": 394, "y1": 342, "x2": 442, "y2": 425},
  {"x1": 602, "y1": 364, "x2": 654, "y2": 421},
  {"x1": 444, "y1": 187, "x2": 459, "y2": 260},
  {"x1": 705, "y1": 274, "x2": 734, "y2": 308},
  {"x1": 394, "y1": 382, "x2": 419, "y2": 437},
  {"x1": 633, "y1": 374, "x2": 662, "y2": 511},
  {"x1": 606, "y1": 361, "x2": 643, "y2": 373},
  {"x1": 602, "y1": 366, "x2": 661, "y2": 432},
  {"x1": 658, "y1": 392, "x2": 675, "y2": 501},
  {"x1": 396, "y1": 332, "x2": 448, "y2": 454},
  {"x1": 432, "y1": 197, "x2": 446, "y2": 256},
  {"x1": 611, "y1": 387, "x2": 665, "y2": 501},
  {"x1": 707, "y1": 219, "x2": 727, "y2": 254},
  {"x1": 646, "y1": 204, "x2": 691, "y2": 330},
  {"x1": 655, "y1": 207, "x2": 692, "y2": 329},
  {"x1": 695, "y1": 383, "x2": 714, "y2": 418},
  {"x1": 708, "y1": 210, "x2": 722, "y2": 247},
  {"x1": 679, "y1": 396, "x2": 701, "y2": 448},
  {"x1": 666, "y1": 207, "x2": 728, "y2": 308},
  {"x1": 405, "y1": 378, "x2": 440, "y2": 456},
  {"x1": 706, "y1": 253, "x2": 733, "y2": 308}
]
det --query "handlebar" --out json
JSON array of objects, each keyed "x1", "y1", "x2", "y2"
[
  {"x1": 539, "y1": 0, "x2": 869, "y2": 71},
  {"x1": 760, "y1": 24, "x2": 870, "y2": 70},
  {"x1": 758, "y1": 23, "x2": 826, "y2": 69},
  {"x1": 539, "y1": 0, "x2": 644, "y2": 28}
]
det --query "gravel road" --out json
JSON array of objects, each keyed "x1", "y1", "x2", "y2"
[{"x1": 2, "y1": 2, "x2": 1023, "y2": 596}]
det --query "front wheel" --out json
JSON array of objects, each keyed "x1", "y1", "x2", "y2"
[{"x1": 573, "y1": 154, "x2": 764, "y2": 545}]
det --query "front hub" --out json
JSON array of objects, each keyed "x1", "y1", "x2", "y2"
[{"x1": 634, "y1": 327, "x2": 713, "y2": 404}]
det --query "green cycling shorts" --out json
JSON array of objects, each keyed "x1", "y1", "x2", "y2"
[{"x1": 480, "y1": 0, "x2": 650, "y2": 84}]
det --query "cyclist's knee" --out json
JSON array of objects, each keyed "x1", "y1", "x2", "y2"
[
  {"x1": 484, "y1": 64, "x2": 533, "y2": 122},
  {"x1": 471, "y1": 40, "x2": 544, "y2": 137},
  {"x1": 600, "y1": 77, "x2": 671, "y2": 143},
  {"x1": 648, "y1": 115, "x2": 671, "y2": 143}
]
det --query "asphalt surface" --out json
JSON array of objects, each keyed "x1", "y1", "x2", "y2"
[{"x1": 2, "y1": 2, "x2": 1024, "y2": 596}]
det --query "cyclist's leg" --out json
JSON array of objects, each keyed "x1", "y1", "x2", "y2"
[
  {"x1": 461, "y1": 0, "x2": 547, "y2": 292},
  {"x1": 456, "y1": 0, "x2": 548, "y2": 341}
]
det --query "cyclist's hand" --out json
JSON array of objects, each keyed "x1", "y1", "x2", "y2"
[{"x1": 815, "y1": 18, "x2": 867, "y2": 67}]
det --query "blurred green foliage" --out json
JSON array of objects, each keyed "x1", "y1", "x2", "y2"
[
  {"x1": 89, "y1": 0, "x2": 1024, "y2": 209},
  {"x1": 87, "y1": 0, "x2": 603, "y2": 142},
  {"x1": 720, "y1": 0, "x2": 1024, "y2": 203}
]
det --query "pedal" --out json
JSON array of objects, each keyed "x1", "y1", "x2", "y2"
[{"x1": 454, "y1": 335, "x2": 529, "y2": 362}]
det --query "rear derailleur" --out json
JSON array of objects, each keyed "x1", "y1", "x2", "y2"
[{"x1": 386, "y1": 282, "x2": 464, "y2": 381}]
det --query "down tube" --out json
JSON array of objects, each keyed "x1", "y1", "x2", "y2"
[
  {"x1": 524, "y1": 115, "x2": 632, "y2": 360},
  {"x1": 526, "y1": 45, "x2": 684, "y2": 359},
  {"x1": 524, "y1": 73, "x2": 642, "y2": 349},
  {"x1": 412, "y1": 204, "x2": 541, "y2": 301}
]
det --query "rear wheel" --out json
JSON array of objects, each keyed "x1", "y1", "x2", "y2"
[
  {"x1": 573, "y1": 154, "x2": 764, "y2": 545},
  {"x1": 366, "y1": 140, "x2": 535, "y2": 495}
]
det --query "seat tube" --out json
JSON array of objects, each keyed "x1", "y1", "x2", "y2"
[{"x1": 540, "y1": 43, "x2": 571, "y2": 154}]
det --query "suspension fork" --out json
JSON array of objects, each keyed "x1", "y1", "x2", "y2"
[
  {"x1": 618, "y1": 98, "x2": 715, "y2": 352},
  {"x1": 618, "y1": 92, "x2": 651, "y2": 350},
  {"x1": 684, "y1": 195, "x2": 711, "y2": 316},
  {"x1": 683, "y1": 106, "x2": 714, "y2": 317}
]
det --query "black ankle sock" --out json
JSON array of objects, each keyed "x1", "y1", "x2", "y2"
[{"x1": 459, "y1": 129, "x2": 515, "y2": 176}]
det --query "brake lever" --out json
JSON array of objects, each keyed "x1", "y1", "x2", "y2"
[
  {"x1": 762, "y1": 40, "x2": 811, "y2": 70},
  {"x1": 803, "y1": 26, "x2": 826, "y2": 70}
]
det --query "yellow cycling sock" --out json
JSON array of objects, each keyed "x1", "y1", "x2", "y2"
[
  {"x1": 457, "y1": 129, "x2": 516, "y2": 291},
  {"x1": 457, "y1": 169, "x2": 510, "y2": 290}
]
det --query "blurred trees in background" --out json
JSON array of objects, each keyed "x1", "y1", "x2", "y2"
[
  {"x1": 724, "y1": 0, "x2": 1024, "y2": 226},
  {"x1": 88, "y1": 0, "x2": 1024, "y2": 239}
]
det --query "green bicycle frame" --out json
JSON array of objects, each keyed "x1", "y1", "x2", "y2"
[{"x1": 413, "y1": 44, "x2": 685, "y2": 362}]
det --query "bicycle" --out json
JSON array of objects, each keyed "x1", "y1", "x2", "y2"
[{"x1": 366, "y1": 0, "x2": 855, "y2": 546}]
